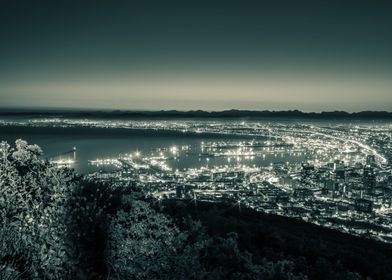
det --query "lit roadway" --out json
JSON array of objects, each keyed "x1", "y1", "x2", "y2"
[{"x1": 274, "y1": 126, "x2": 388, "y2": 164}]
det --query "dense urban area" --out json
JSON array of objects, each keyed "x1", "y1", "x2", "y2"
[{"x1": 2, "y1": 118, "x2": 392, "y2": 243}]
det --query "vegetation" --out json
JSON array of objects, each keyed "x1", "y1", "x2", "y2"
[
  {"x1": 0, "y1": 140, "x2": 391, "y2": 279},
  {"x1": 160, "y1": 200, "x2": 392, "y2": 280}
]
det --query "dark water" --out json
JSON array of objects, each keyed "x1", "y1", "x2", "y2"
[{"x1": 0, "y1": 125, "x2": 307, "y2": 173}]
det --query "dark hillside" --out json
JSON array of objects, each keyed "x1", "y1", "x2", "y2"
[
  {"x1": 160, "y1": 200, "x2": 392, "y2": 279},
  {"x1": 2, "y1": 109, "x2": 392, "y2": 120}
]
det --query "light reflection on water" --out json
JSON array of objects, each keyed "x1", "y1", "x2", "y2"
[{"x1": 0, "y1": 125, "x2": 307, "y2": 173}]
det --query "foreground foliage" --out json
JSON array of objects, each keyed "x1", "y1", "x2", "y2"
[{"x1": 0, "y1": 140, "x2": 381, "y2": 279}]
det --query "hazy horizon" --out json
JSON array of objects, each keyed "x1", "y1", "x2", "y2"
[{"x1": 1, "y1": 0, "x2": 392, "y2": 111}]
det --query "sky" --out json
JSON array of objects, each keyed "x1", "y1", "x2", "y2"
[{"x1": 0, "y1": 0, "x2": 391, "y2": 112}]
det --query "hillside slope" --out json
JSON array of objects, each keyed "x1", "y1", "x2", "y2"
[{"x1": 160, "y1": 200, "x2": 392, "y2": 279}]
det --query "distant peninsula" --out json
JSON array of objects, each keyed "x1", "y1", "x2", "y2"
[{"x1": 1, "y1": 109, "x2": 392, "y2": 120}]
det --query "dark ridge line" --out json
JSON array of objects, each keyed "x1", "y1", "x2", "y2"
[{"x1": 1, "y1": 109, "x2": 392, "y2": 119}]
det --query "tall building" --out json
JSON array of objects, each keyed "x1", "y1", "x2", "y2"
[
  {"x1": 300, "y1": 163, "x2": 316, "y2": 187},
  {"x1": 366, "y1": 155, "x2": 376, "y2": 166},
  {"x1": 333, "y1": 160, "x2": 344, "y2": 170},
  {"x1": 363, "y1": 166, "x2": 376, "y2": 194},
  {"x1": 335, "y1": 168, "x2": 346, "y2": 181}
]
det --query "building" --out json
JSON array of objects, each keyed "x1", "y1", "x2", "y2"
[
  {"x1": 363, "y1": 166, "x2": 376, "y2": 194},
  {"x1": 355, "y1": 198, "x2": 373, "y2": 213},
  {"x1": 176, "y1": 185, "x2": 195, "y2": 199},
  {"x1": 366, "y1": 155, "x2": 376, "y2": 166}
]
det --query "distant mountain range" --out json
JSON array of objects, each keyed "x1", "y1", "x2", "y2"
[{"x1": 1, "y1": 109, "x2": 392, "y2": 119}]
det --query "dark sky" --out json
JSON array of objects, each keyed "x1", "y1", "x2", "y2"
[{"x1": 1, "y1": 0, "x2": 391, "y2": 111}]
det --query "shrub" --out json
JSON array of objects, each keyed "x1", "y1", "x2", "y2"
[
  {"x1": 0, "y1": 140, "x2": 79, "y2": 279},
  {"x1": 106, "y1": 200, "x2": 180, "y2": 279}
]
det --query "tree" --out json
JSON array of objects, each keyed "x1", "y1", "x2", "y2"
[
  {"x1": 106, "y1": 200, "x2": 181, "y2": 279},
  {"x1": 0, "y1": 140, "x2": 78, "y2": 279}
]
